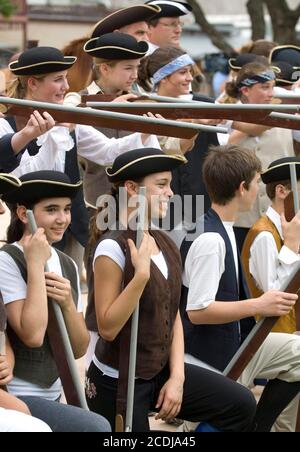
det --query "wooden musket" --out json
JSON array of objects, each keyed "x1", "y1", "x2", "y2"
[
  {"x1": 0, "y1": 97, "x2": 227, "y2": 139},
  {"x1": 85, "y1": 101, "x2": 300, "y2": 131},
  {"x1": 224, "y1": 262, "x2": 300, "y2": 381}
]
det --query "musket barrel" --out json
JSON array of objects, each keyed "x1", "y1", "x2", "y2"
[
  {"x1": 87, "y1": 101, "x2": 300, "y2": 112},
  {"x1": 270, "y1": 112, "x2": 300, "y2": 121},
  {"x1": 0, "y1": 97, "x2": 227, "y2": 134}
]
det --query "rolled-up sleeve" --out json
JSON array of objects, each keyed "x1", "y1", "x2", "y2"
[{"x1": 184, "y1": 233, "x2": 225, "y2": 311}]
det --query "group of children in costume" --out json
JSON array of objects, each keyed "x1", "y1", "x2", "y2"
[{"x1": 0, "y1": 0, "x2": 300, "y2": 434}]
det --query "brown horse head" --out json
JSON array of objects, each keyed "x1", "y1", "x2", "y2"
[{"x1": 62, "y1": 36, "x2": 93, "y2": 93}]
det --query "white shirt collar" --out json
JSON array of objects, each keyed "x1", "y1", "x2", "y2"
[
  {"x1": 266, "y1": 206, "x2": 283, "y2": 239},
  {"x1": 87, "y1": 81, "x2": 102, "y2": 95}
]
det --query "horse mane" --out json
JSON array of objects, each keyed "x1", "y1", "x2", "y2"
[{"x1": 62, "y1": 36, "x2": 93, "y2": 93}]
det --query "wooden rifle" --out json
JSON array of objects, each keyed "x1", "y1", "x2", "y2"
[
  {"x1": 224, "y1": 263, "x2": 300, "y2": 381},
  {"x1": 115, "y1": 188, "x2": 147, "y2": 432},
  {"x1": 84, "y1": 95, "x2": 300, "y2": 131},
  {"x1": 0, "y1": 97, "x2": 227, "y2": 139}
]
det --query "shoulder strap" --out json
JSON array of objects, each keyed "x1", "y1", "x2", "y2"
[
  {"x1": 1, "y1": 244, "x2": 82, "y2": 406},
  {"x1": 1, "y1": 244, "x2": 27, "y2": 282}
]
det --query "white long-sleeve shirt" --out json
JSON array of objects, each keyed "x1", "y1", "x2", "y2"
[
  {"x1": 249, "y1": 206, "x2": 300, "y2": 292},
  {"x1": 0, "y1": 118, "x2": 160, "y2": 177}
]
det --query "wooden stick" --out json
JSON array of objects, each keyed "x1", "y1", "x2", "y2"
[{"x1": 125, "y1": 187, "x2": 147, "y2": 432}]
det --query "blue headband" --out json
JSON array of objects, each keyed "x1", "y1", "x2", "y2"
[
  {"x1": 238, "y1": 70, "x2": 276, "y2": 88},
  {"x1": 152, "y1": 54, "x2": 195, "y2": 85}
]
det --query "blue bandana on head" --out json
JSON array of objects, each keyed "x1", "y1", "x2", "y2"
[
  {"x1": 152, "y1": 54, "x2": 195, "y2": 85},
  {"x1": 238, "y1": 70, "x2": 276, "y2": 88}
]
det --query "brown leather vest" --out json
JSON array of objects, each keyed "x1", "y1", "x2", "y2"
[
  {"x1": 242, "y1": 215, "x2": 296, "y2": 333},
  {"x1": 94, "y1": 229, "x2": 182, "y2": 380}
]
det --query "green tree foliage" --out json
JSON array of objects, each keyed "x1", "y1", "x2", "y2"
[{"x1": 0, "y1": 0, "x2": 16, "y2": 18}]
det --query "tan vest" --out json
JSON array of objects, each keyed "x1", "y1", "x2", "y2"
[
  {"x1": 235, "y1": 128, "x2": 294, "y2": 228},
  {"x1": 242, "y1": 215, "x2": 296, "y2": 333}
]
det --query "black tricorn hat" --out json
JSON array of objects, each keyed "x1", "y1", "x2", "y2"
[
  {"x1": 274, "y1": 61, "x2": 300, "y2": 86},
  {"x1": 84, "y1": 32, "x2": 149, "y2": 60},
  {"x1": 91, "y1": 4, "x2": 161, "y2": 38},
  {"x1": 145, "y1": 1, "x2": 192, "y2": 18},
  {"x1": 228, "y1": 53, "x2": 268, "y2": 71},
  {"x1": 261, "y1": 157, "x2": 300, "y2": 184},
  {"x1": 0, "y1": 174, "x2": 21, "y2": 196},
  {"x1": 2, "y1": 171, "x2": 82, "y2": 204},
  {"x1": 9, "y1": 47, "x2": 77, "y2": 76},
  {"x1": 106, "y1": 148, "x2": 187, "y2": 183},
  {"x1": 270, "y1": 45, "x2": 300, "y2": 70}
]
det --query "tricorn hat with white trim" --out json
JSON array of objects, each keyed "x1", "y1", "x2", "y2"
[
  {"x1": 106, "y1": 148, "x2": 187, "y2": 183},
  {"x1": 2, "y1": 171, "x2": 82, "y2": 204},
  {"x1": 91, "y1": 4, "x2": 161, "y2": 38},
  {"x1": 261, "y1": 157, "x2": 300, "y2": 184},
  {"x1": 84, "y1": 32, "x2": 148, "y2": 60},
  {"x1": 9, "y1": 47, "x2": 77, "y2": 76}
]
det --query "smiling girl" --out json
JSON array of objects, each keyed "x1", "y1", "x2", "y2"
[
  {"x1": 0, "y1": 170, "x2": 111, "y2": 432},
  {"x1": 84, "y1": 147, "x2": 256, "y2": 432}
]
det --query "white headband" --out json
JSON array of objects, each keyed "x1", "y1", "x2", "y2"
[{"x1": 152, "y1": 54, "x2": 195, "y2": 85}]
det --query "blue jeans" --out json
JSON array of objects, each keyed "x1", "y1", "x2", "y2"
[{"x1": 20, "y1": 396, "x2": 111, "y2": 433}]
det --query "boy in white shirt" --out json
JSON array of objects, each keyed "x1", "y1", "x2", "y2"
[{"x1": 182, "y1": 145, "x2": 300, "y2": 431}]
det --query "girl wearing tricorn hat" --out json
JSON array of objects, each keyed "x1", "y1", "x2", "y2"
[
  {"x1": 62, "y1": 3, "x2": 161, "y2": 93},
  {"x1": 65, "y1": 33, "x2": 199, "y2": 209},
  {"x1": 0, "y1": 46, "x2": 159, "y2": 178},
  {"x1": 65, "y1": 32, "x2": 151, "y2": 208},
  {"x1": 0, "y1": 173, "x2": 52, "y2": 432},
  {"x1": 85, "y1": 147, "x2": 256, "y2": 432},
  {"x1": 0, "y1": 46, "x2": 160, "y2": 276},
  {"x1": 0, "y1": 170, "x2": 111, "y2": 432}
]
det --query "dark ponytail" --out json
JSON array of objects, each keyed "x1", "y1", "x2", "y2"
[{"x1": 225, "y1": 80, "x2": 240, "y2": 99}]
